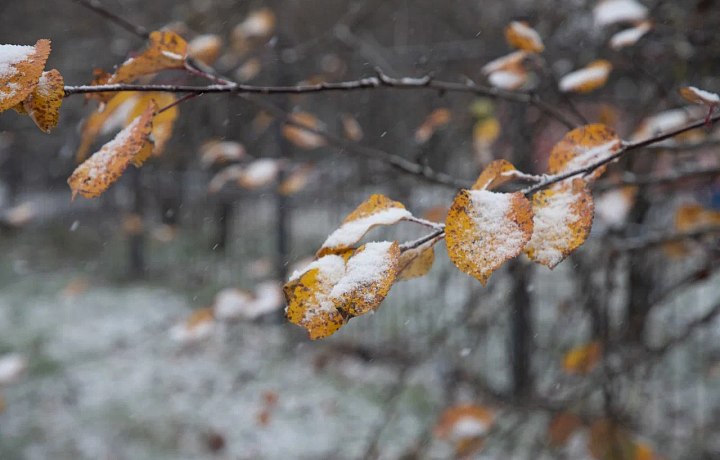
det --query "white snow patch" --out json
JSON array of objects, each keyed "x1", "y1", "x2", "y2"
[
  {"x1": 685, "y1": 86, "x2": 720, "y2": 104},
  {"x1": 610, "y1": 22, "x2": 652, "y2": 50},
  {"x1": 321, "y1": 207, "x2": 411, "y2": 250},
  {"x1": 481, "y1": 50, "x2": 528, "y2": 75},
  {"x1": 451, "y1": 416, "x2": 489, "y2": 441},
  {"x1": 329, "y1": 241, "x2": 394, "y2": 301},
  {"x1": 0, "y1": 44, "x2": 35, "y2": 102},
  {"x1": 631, "y1": 107, "x2": 705, "y2": 143},
  {"x1": 508, "y1": 21, "x2": 543, "y2": 49},
  {"x1": 240, "y1": 158, "x2": 280, "y2": 188},
  {"x1": 559, "y1": 139, "x2": 622, "y2": 175},
  {"x1": 86, "y1": 114, "x2": 143, "y2": 180},
  {"x1": 559, "y1": 65, "x2": 610, "y2": 93},
  {"x1": 594, "y1": 0, "x2": 648, "y2": 28},
  {"x1": 488, "y1": 70, "x2": 525, "y2": 90},
  {"x1": 465, "y1": 190, "x2": 527, "y2": 264},
  {"x1": 160, "y1": 50, "x2": 184, "y2": 61},
  {"x1": 0, "y1": 353, "x2": 26, "y2": 385}
]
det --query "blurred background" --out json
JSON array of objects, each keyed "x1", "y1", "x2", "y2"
[{"x1": 1, "y1": 0, "x2": 720, "y2": 459}]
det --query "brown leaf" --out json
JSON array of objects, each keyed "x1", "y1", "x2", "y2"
[
  {"x1": 446, "y1": 189, "x2": 534, "y2": 285},
  {"x1": 524, "y1": 179, "x2": 595, "y2": 269},
  {"x1": 563, "y1": 341, "x2": 603, "y2": 375},
  {"x1": 0, "y1": 40, "x2": 51, "y2": 113},
  {"x1": 68, "y1": 101, "x2": 156, "y2": 199},
  {"x1": 547, "y1": 124, "x2": 622, "y2": 183},
  {"x1": 505, "y1": 21, "x2": 545, "y2": 52},
  {"x1": 317, "y1": 194, "x2": 411, "y2": 257},
  {"x1": 22, "y1": 69, "x2": 64, "y2": 133}
]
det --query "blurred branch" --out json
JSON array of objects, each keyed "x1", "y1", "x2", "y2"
[
  {"x1": 593, "y1": 165, "x2": 720, "y2": 191},
  {"x1": 72, "y1": 0, "x2": 149, "y2": 39},
  {"x1": 646, "y1": 300, "x2": 720, "y2": 355},
  {"x1": 613, "y1": 226, "x2": 720, "y2": 252}
]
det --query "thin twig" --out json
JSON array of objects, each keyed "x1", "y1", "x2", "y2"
[
  {"x1": 594, "y1": 166, "x2": 720, "y2": 191},
  {"x1": 72, "y1": 0, "x2": 149, "y2": 39},
  {"x1": 156, "y1": 92, "x2": 199, "y2": 114},
  {"x1": 613, "y1": 226, "x2": 720, "y2": 252}
]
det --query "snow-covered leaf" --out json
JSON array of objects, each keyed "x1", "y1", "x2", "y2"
[
  {"x1": 279, "y1": 164, "x2": 313, "y2": 195},
  {"x1": 0, "y1": 39, "x2": 51, "y2": 113},
  {"x1": 446, "y1": 188, "x2": 534, "y2": 285},
  {"x1": 68, "y1": 101, "x2": 156, "y2": 199},
  {"x1": 524, "y1": 179, "x2": 594, "y2": 269},
  {"x1": 126, "y1": 92, "x2": 178, "y2": 157},
  {"x1": 609, "y1": 21, "x2": 652, "y2": 50},
  {"x1": 505, "y1": 21, "x2": 544, "y2": 52},
  {"x1": 547, "y1": 124, "x2": 622, "y2": 183},
  {"x1": 188, "y1": 34, "x2": 223, "y2": 65},
  {"x1": 471, "y1": 159, "x2": 518, "y2": 191},
  {"x1": 559, "y1": 60, "x2": 612, "y2": 93},
  {"x1": 20, "y1": 69, "x2": 64, "y2": 133},
  {"x1": 433, "y1": 403, "x2": 496, "y2": 452},
  {"x1": 318, "y1": 194, "x2": 412, "y2": 257},
  {"x1": 170, "y1": 307, "x2": 216, "y2": 343},
  {"x1": 678, "y1": 86, "x2": 720, "y2": 107},
  {"x1": 238, "y1": 158, "x2": 281, "y2": 189},
  {"x1": 630, "y1": 106, "x2": 706, "y2": 144},
  {"x1": 199, "y1": 140, "x2": 246, "y2": 168},
  {"x1": 594, "y1": 0, "x2": 648, "y2": 28},
  {"x1": 76, "y1": 91, "x2": 141, "y2": 163}
]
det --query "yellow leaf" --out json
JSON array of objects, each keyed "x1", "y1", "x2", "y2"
[
  {"x1": 127, "y1": 92, "x2": 179, "y2": 155},
  {"x1": 559, "y1": 60, "x2": 613, "y2": 93},
  {"x1": 481, "y1": 51, "x2": 529, "y2": 90},
  {"x1": 252, "y1": 110, "x2": 275, "y2": 136},
  {"x1": 233, "y1": 8, "x2": 276, "y2": 40},
  {"x1": 22, "y1": 69, "x2": 64, "y2": 133},
  {"x1": 341, "y1": 113, "x2": 364, "y2": 141},
  {"x1": 481, "y1": 50, "x2": 529, "y2": 75},
  {"x1": 547, "y1": 124, "x2": 622, "y2": 183},
  {"x1": 282, "y1": 111, "x2": 326, "y2": 149},
  {"x1": 678, "y1": 86, "x2": 720, "y2": 106},
  {"x1": 188, "y1": 34, "x2": 223, "y2": 66},
  {"x1": 110, "y1": 31, "x2": 187, "y2": 85},
  {"x1": 562, "y1": 341, "x2": 602, "y2": 374},
  {"x1": 505, "y1": 21, "x2": 545, "y2": 52},
  {"x1": 330, "y1": 241, "x2": 400, "y2": 317},
  {"x1": 76, "y1": 91, "x2": 140, "y2": 163},
  {"x1": 68, "y1": 101, "x2": 156, "y2": 199},
  {"x1": 664, "y1": 203, "x2": 720, "y2": 258},
  {"x1": 0, "y1": 39, "x2": 51, "y2": 113},
  {"x1": 609, "y1": 21, "x2": 653, "y2": 50},
  {"x1": 473, "y1": 118, "x2": 501, "y2": 147},
  {"x1": 415, "y1": 108, "x2": 452, "y2": 144},
  {"x1": 524, "y1": 179, "x2": 594, "y2": 269},
  {"x1": 284, "y1": 255, "x2": 349, "y2": 340},
  {"x1": 279, "y1": 164, "x2": 313, "y2": 195},
  {"x1": 548, "y1": 412, "x2": 583, "y2": 447},
  {"x1": 446, "y1": 189, "x2": 534, "y2": 285},
  {"x1": 85, "y1": 68, "x2": 114, "y2": 103},
  {"x1": 317, "y1": 194, "x2": 411, "y2": 257},
  {"x1": 396, "y1": 237, "x2": 438, "y2": 281},
  {"x1": 471, "y1": 159, "x2": 517, "y2": 191}
]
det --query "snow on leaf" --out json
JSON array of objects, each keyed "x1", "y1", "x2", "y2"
[
  {"x1": 594, "y1": 0, "x2": 648, "y2": 28},
  {"x1": 481, "y1": 50, "x2": 529, "y2": 75},
  {"x1": 630, "y1": 107, "x2": 706, "y2": 145},
  {"x1": 341, "y1": 112, "x2": 364, "y2": 141},
  {"x1": 318, "y1": 194, "x2": 412, "y2": 257},
  {"x1": 609, "y1": 21, "x2": 652, "y2": 50},
  {"x1": 21, "y1": 69, "x2": 64, "y2": 133},
  {"x1": 0, "y1": 39, "x2": 51, "y2": 113},
  {"x1": 524, "y1": 179, "x2": 594, "y2": 269},
  {"x1": 279, "y1": 164, "x2": 313, "y2": 195},
  {"x1": 207, "y1": 165, "x2": 243, "y2": 194},
  {"x1": 0, "y1": 353, "x2": 26, "y2": 385},
  {"x1": 562, "y1": 341, "x2": 602, "y2": 375},
  {"x1": 85, "y1": 68, "x2": 113, "y2": 103},
  {"x1": 233, "y1": 8, "x2": 276, "y2": 40},
  {"x1": 414, "y1": 108, "x2": 452, "y2": 144},
  {"x1": 487, "y1": 68, "x2": 527, "y2": 90},
  {"x1": 170, "y1": 307, "x2": 216, "y2": 344},
  {"x1": 188, "y1": 34, "x2": 223, "y2": 65},
  {"x1": 433, "y1": 403, "x2": 495, "y2": 443},
  {"x1": 76, "y1": 91, "x2": 141, "y2": 163},
  {"x1": 68, "y1": 101, "x2": 156, "y2": 199},
  {"x1": 547, "y1": 124, "x2": 622, "y2": 183},
  {"x1": 595, "y1": 186, "x2": 638, "y2": 228},
  {"x1": 110, "y1": 31, "x2": 187, "y2": 85},
  {"x1": 199, "y1": 140, "x2": 246, "y2": 169},
  {"x1": 396, "y1": 236, "x2": 440, "y2": 281},
  {"x1": 329, "y1": 241, "x2": 400, "y2": 316},
  {"x1": 548, "y1": 412, "x2": 583, "y2": 447},
  {"x1": 282, "y1": 111, "x2": 327, "y2": 149},
  {"x1": 678, "y1": 86, "x2": 720, "y2": 106},
  {"x1": 446, "y1": 189, "x2": 534, "y2": 285},
  {"x1": 505, "y1": 21, "x2": 545, "y2": 52},
  {"x1": 238, "y1": 158, "x2": 281, "y2": 189},
  {"x1": 284, "y1": 255, "x2": 349, "y2": 340},
  {"x1": 559, "y1": 60, "x2": 612, "y2": 93},
  {"x1": 126, "y1": 92, "x2": 179, "y2": 156},
  {"x1": 471, "y1": 159, "x2": 518, "y2": 191}
]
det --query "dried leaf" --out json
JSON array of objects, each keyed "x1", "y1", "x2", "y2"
[
  {"x1": 446, "y1": 189, "x2": 534, "y2": 285},
  {"x1": 505, "y1": 21, "x2": 544, "y2": 52},
  {"x1": 282, "y1": 111, "x2": 326, "y2": 149},
  {"x1": 329, "y1": 241, "x2": 400, "y2": 316},
  {"x1": 559, "y1": 60, "x2": 613, "y2": 93},
  {"x1": 396, "y1": 237, "x2": 438, "y2": 281},
  {"x1": 563, "y1": 341, "x2": 602, "y2": 374},
  {"x1": 341, "y1": 112, "x2": 364, "y2": 141},
  {"x1": 547, "y1": 124, "x2": 622, "y2": 183},
  {"x1": 594, "y1": 0, "x2": 648, "y2": 28},
  {"x1": 317, "y1": 194, "x2": 412, "y2": 257},
  {"x1": 279, "y1": 164, "x2": 313, "y2": 195},
  {"x1": 85, "y1": 68, "x2": 113, "y2": 103},
  {"x1": 524, "y1": 179, "x2": 595, "y2": 269},
  {"x1": 188, "y1": 34, "x2": 223, "y2": 66},
  {"x1": 678, "y1": 86, "x2": 720, "y2": 106},
  {"x1": 471, "y1": 159, "x2": 517, "y2": 191},
  {"x1": 610, "y1": 21, "x2": 653, "y2": 50},
  {"x1": 548, "y1": 412, "x2": 583, "y2": 447},
  {"x1": 76, "y1": 91, "x2": 140, "y2": 163},
  {"x1": 0, "y1": 39, "x2": 51, "y2": 113},
  {"x1": 68, "y1": 101, "x2": 156, "y2": 199},
  {"x1": 110, "y1": 31, "x2": 187, "y2": 85},
  {"x1": 127, "y1": 92, "x2": 179, "y2": 156},
  {"x1": 20, "y1": 69, "x2": 64, "y2": 133}
]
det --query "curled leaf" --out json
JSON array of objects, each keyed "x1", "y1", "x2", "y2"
[
  {"x1": 0, "y1": 39, "x2": 51, "y2": 113},
  {"x1": 446, "y1": 189, "x2": 534, "y2": 285},
  {"x1": 678, "y1": 86, "x2": 720, "y2": 106},
  {"x1": 22, "y1": 69, "x2": 64, "y2": 133},
  {"x1": 559, "y1": 60, "x2": 613, "y2": 94},
  {"x1": 318, "y1": 194, "x2": 411, "y2": 257},
  {"x1": 471, "y1": 159, "x2": 517, "y2": 191},
  {"x1": 547, "y1": 124, "x2": 622, "y2": 183},
  {"x1": 110, "y1": 31, "x2": 187, "y2": 85},
  {"x1": 76, "y1": 91, "x2": 141, "y2": 163},
  {"x1": 524, "y1": 179, "x2": 594, "y2": 269},
  {"x1": 68, "y1": 101, "x2": 156, "y2": 199},
  {"x1": 505, "y1": 21, "x2": 544, "y2": 52},
  {"x1": 609, "y1": 21, "x2": 653, "y2": 50},
  {"x1": 396, "y1": 236, "x2": 439, "y2": 281}
]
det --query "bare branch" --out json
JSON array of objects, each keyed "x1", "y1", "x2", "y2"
[
  {"x1": 613, "y1": 226, "x2": 720, "y2": 252},
  {"x1": 594, "y1": 165, "x2": 720, "y2": 191},
  {"x1": 72, "y1": 0, "x2": 149, "y2": 39}
]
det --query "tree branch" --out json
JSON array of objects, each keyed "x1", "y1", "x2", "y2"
[{"x1": 73, "y1": 0, "x2": 149, "y2": 39}]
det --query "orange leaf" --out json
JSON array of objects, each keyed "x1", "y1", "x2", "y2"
[
  {"x1": 110, "y1": 31, "x2": 187, "y2": 85},
  {"x1": 396, "y1": 236, "x2": 439, "y2": 281},
  {"x1": 0, "y1": 40, "x2": 51, "y2": 113},
  {"x1": 678, "y1": 86, "x2": 720, "y2": 106},
  {"x1": 76, "y1": 91, "x2": 141, "y2": 163},
  {"x1": 341, "y1": 113, "x2": 364, "y2": 141},
  {"x1": 22, "y1": 69, "x2": 64, "y2": 133},
  {"x1": 505, "y1": 21, "x2": 544, "y2": 52},
  {"x1": 317, "y1": 194, "x2": 411, "y2": 257},
  {"x1": 562, "y1": 341, "x2": 602, "y2": 374},
  {"x1": 127, "y1": 92, "x2": 179, "y2": 155},
  {"x1": 524, "y1": 179, "x2": 594, "y2": 269},
  {"x1": 415, "y1": 108, "x2": 452, "y2": 144},
  {"x1": 433, "y1": 403, "x2": 495, "y2": 441},
  {"x1": 68, "y1": 101, "x2": 156, "y2": 199},
  {"x1": 471, "y1": 159, "x2": 518, "y2": 191},
  {"x1": 547, "y1": 124, "x2": 622, "y2": 183},
  {"x1": 188, "y1": 34, "x2": 223, "y2": 66},
  {"x1": 282, "y1": 111, "x2": 326, "y2": 149},
  {"x1": 279, "y1": 164, "x2": 313, "y2": 195},
  {"x1": 609, "y1": 21, "x2": 653, "y2": 50},
  {"x1": 235, "y1": 57, "x2": 262, "y2": 82},
  {"x1": 85, "y1": 68, "x2": 114, "y2": 103},
  {"x1": 199, "y1": 139, "x2": 246, "y2": 168},
  {"x1": 481, "y1": 51, "x2": 529, "y2": 90},
  {"x1": 446, "y1": 188, "x2": 534, "y2": 285},
  {"x1": 559, "y1": 60, "x2": 613, "y2": 93}
]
